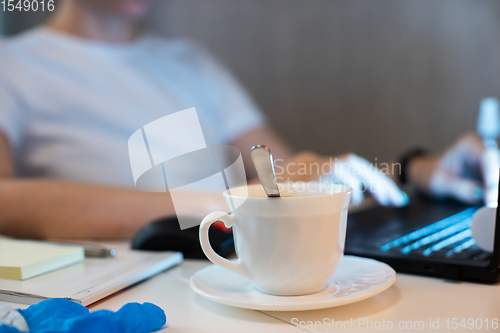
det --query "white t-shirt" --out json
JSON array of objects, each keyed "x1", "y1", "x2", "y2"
[{"x1": 0, "y1": 28, "x2": 265, "y2": 188}]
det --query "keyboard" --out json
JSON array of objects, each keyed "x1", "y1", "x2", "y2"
[{"x1": 380, "y1": 206, "x2": 491, "y2": 262}]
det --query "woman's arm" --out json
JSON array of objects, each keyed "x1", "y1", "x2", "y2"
[
  {"x1": 230, "y1": 126, "x2": 407, "y2": 206},
  {"x1": 0, "y1": 131, "x2": 227, "y2": 239},
  {"x1": 405, "y1": 132, "x2": 499, "y2": 204},
  {"x1": 0, "y1": 178, "x2": 171, "y2": 239}
]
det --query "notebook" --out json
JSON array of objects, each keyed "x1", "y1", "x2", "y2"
[
  {"x1": 0, "y1": 240, "x2": 84, "y2": 280},
  {"x1": 0, "y1": 242, "x2": 183, "y2": 306}
]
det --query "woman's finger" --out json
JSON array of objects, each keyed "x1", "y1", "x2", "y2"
[
  {"x1": 346, "y1": 154, "x2": 406, "y2": 206},
  {"x1": 322, "y1": 157, "x2": 364, "y2": 206}
]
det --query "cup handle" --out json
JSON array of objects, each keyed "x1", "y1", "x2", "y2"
[{"x1": 199, "y1": 211, "x2": 250, "y2": 279}]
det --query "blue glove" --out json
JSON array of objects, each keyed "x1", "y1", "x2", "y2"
[{"x1": 0, "y1": 299, "x2": 166, "y2": 333}]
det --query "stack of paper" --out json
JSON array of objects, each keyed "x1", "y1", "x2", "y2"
[
  {"x1": 0, "y1": 240, "x2": 84, "y2": 280},
  {"x1": 0, "y1": 242, "x2": 183, "y2": 306}
]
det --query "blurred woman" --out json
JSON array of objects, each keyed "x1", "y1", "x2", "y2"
[{"x1": 0, "y1": 0, "x2": 495, "y2": 239}]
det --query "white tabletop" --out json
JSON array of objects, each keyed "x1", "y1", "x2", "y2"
[
  {"x1": 4, "y1": 258, "x2": 500, "y2": 332},
  {"x1": 89, "y1": 259, "x2": 294, "y2": 333},
  {"x1": 95, "y1": 259, "x2": 500, "y2": 333}
]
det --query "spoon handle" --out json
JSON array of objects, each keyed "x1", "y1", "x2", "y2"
[{"x1": 250, "y1": 145, "x2": 281, "y2": 197}]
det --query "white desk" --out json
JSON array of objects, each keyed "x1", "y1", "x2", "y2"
[
  {"x1": 93, "y1": 259, "x2": 500, "y2": 333},
  {"x1": 5, "y1": 259, "x2": 500, "y2": 332},
  {"x1": 89, "y1": 260, "x2": 293, "y2": 333}
]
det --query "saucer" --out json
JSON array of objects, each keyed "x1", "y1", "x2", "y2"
[{"x1": 189, "y1": 255, "x2": 396, "y2": 311}]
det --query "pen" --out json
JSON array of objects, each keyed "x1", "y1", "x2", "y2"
[
  {"x1": 49, "y1": 241, "x2": 117, "y2": 258},
  {"x1": 82, "y1": 244, "x2": 117, "y2": 258}
]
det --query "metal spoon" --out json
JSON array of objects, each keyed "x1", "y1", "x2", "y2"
[{"x1": 250, "y1": 145, "x2": 281, "y2": 197}]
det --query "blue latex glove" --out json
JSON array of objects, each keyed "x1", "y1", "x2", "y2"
[{"x1": 0, "y1": 299, "x2": 166, "y2": 333}]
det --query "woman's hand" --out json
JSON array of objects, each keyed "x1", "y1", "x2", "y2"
[
  {"x1": 321, "y1": 153, "x2": 408, "y2": 206},
  {"x1": 233, "y1": 126, "x2": 406, "y2": 206},
  {"x1": 275, "y1": 151, "x2": 408, "y2": 207},
  {"x1": 407, "y1": 133, "x2": 499, "y2": 204}
]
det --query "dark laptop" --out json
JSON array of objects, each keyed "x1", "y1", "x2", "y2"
[{"x1": 344, "y1": 183, "x2": 500, "y2": 282}]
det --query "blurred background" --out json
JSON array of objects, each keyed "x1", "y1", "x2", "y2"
[{"x1": 1, "y1": 0, "x2": 499, "y2": 161}]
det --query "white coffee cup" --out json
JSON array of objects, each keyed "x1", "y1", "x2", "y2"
[{"x1": 199, "y1": 182, "x2": 352, "y2": 296}]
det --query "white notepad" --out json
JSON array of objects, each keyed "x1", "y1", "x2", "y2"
[
  {"x1": 0, "y1": 242, "x2": 183, "y2": 306},
  {"x1": 0, "y1": 240, "x2": 84, "y2": 280}
]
